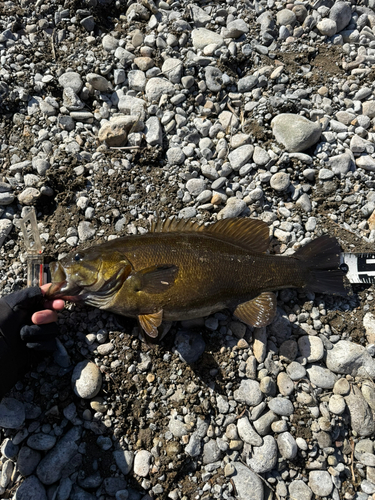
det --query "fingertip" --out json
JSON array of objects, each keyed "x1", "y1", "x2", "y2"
[
  {"x1": 32, "y1": 310, "x2": 58, "y2": 325},
  {"x1": 53, "y1": 299, "x2": 65, "y2": 311}
]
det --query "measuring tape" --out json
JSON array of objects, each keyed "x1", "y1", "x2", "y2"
[{"x1": 340, "y1": 253, "x2": 375, "y2": 284}]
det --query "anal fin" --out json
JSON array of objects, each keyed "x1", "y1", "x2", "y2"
[
  {"x1": 138, "y1": 310, "x2": 163, "y2": 338},
  {"x1": 234, "y1": 292, "x2": 277, "y2": 328}
]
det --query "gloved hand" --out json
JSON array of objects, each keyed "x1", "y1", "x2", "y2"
[{"x1": 0, "y1": 285, "x2": 65, "y2": 397}]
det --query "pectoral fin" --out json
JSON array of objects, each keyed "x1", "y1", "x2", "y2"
[
  {"x1": 234, "y1": 292, "x2": 277, "y2": 327},
  {"x1": 135, "y1": 265, "x2": 178, "y2": 294},
  {"x1": 138, "y1": 310, "x2": 163, "y2": 338}
]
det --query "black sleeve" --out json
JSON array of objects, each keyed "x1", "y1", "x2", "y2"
[{"x1": 0, "y1": 287, "x2": 44, "y2": 398}]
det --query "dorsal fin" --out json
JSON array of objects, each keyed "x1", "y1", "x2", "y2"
[
  {"x1": 150, "y1": 217, "x2": 201, "y2": 233},
  {"x1": 203, "y1": 218, "x2": 270, "y2": 253},
  {"x1": 150, "y1": 217, "x2": 270, "y2": 253}
]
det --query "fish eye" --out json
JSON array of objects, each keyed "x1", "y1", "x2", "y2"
[{"x1": 74, "y1": 253, "x2": 83, "y2": 262}]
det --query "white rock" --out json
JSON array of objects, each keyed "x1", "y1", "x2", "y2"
[
  {"x1": 326, "y1": 340, "x2": 375, "y2": 377},
  {"x1": 133, "y1": 450, "x2": 152, "y2": 477},
  {"x1": 298, "y1": 336, "x2": 324, "y2": 362},
  {"x1": 228, "y1": 145, "x2": 254, "y2": 170},
  {"x1": 86, "y1": 73, "x2": 112, "y2": 92},
  {"x1": 162, "y1": 58, "x2": 183, "y2": 83},
  {"x1": 308, "y1": 471, "x2": 333, "y2": 497},
  {"x1": 271, "y1": 114, "x2": 321, "y2": 152},
  {"x1": 317, "y1": 18, "x2": 337, "y2": 36},
  {"x1": 329, "y1": 394, "x2": 346, "y2": 415},
  {"x1": 18, "y1": 188, "x2": 40, "y2": 205},
  {"x1": 72, "y1": 360, "x2": 102, "y2": 399},
  {"x1": 145, "y1": 78, "x2": 175, "y2": 101},
  {"x1": 217, "y1": 198, "x2": 246, "y2": 219},
  {"x1": 356, "y1": 155, "x2": 375, "y2": 172},
  {"x1": 191, "y1": 28, "x2": 224, "y2": 49}
]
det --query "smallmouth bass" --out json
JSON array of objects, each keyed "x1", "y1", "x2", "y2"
[{"x1": 47, "y1": 218, "x2": 346, "y2": 340}]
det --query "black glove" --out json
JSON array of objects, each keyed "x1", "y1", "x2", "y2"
[{"x1": 0, "y1": 287, "x2": 58, "y2": 398}]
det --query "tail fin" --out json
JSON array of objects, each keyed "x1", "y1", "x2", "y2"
[{"x1": 294, "y1": 235, "x2": 347, "y2": 295}]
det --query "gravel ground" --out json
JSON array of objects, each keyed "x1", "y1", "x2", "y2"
[{"x1": 1, "y1": 0, "x2": 375, "y2": 499}]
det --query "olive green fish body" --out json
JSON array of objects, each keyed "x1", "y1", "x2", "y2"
[
  {"x1": 101, "y1": 232, "x2": 304, "y2": 319},
  {"x1": 48, "y1": 218, "x2": 346, "y2": 339}
]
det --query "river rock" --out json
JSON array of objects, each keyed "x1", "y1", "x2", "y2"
[
  {"x1": 191, "y1": 28, "x2": 224, "y2": 49},
  {"x1": 345, "y1": 385, "x2": 374, "y2": 437},
  {"x1": 329, "y1": 1, "x2": 352, "y2": 33},
  {"x1": 231, "y1": 462, "x2": 264, "y2": 500},
  {"x1": 237, "y1": 416, "x2": 263, "y2": 446},
  {"x1": 317, "y1": 19, "x2": 337, "y2": 37},
  {"x1": 247, "y1": 435, "x2": 277, "y2": 473},
  {"x1": 298, "y1": 335, "x2": 324, "y2": 362},
  {"x1": 326, "y1": 340, "x2": 375, "y2": 377},
  {"x1": 36, "y1": 426, "x2": 82, "y2": 485},
  {"x1": 72, "y1": 360, "x2": 102, "y2": 399},
  {"x1": 133, "y1": 450, "x2": 152, "y2": 477},
  {"x1": 98, "y1": 115, "x2": 143, "y2": 147},
  {"x1": 233, "y1": 379, "x2": 263, "y2": 406},
  {"x1": 0, "y1": 398, "x2": 25, "y2": 428},
  {"x1": 228, "y1": 145, "x2": 254, "y2": 170},
  {"x1": 271, "y1": 114, "x2": 321, "y2": 152},
  {"x1": 15, "y1": 475, "x2": 47, "y2": 500}
]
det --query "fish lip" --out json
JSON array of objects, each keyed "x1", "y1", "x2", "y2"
[
  {"x1": 45, "y1": 280, "x2": 82, "y2": 301},
  {"x1": 47, "y1": 262, "x2": 85, "y2": 300}
]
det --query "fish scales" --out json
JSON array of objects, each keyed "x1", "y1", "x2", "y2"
[
  {"x1": 47, "y1": 218, "x2": 346, "y2": 340},
  {"x1": 97, "y1": 232, "x2": 303, "y2": 316}
]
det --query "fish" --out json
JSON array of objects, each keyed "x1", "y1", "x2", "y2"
[{"x1": 46, "y1": 218, "x2": 346, "y2": 341}]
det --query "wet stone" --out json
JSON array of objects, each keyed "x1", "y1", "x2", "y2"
[{"x1": 1, "y1": 438, "x2": 18, "y2": 459}]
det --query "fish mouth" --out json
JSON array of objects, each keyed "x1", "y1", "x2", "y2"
[{"x1": 46, "y1": 262, "x2": 82, "y2": 301}]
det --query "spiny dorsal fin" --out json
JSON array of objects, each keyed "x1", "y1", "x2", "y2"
[
  {"x1": 234, "y1": 292, "x2": 277, "y2": 327},
  {"x1": 150, "y1": 217, "x2": 270, "y2": 253},
  {"x1": 150, "y1": 217, "x2": 202, "y2": 233}
]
